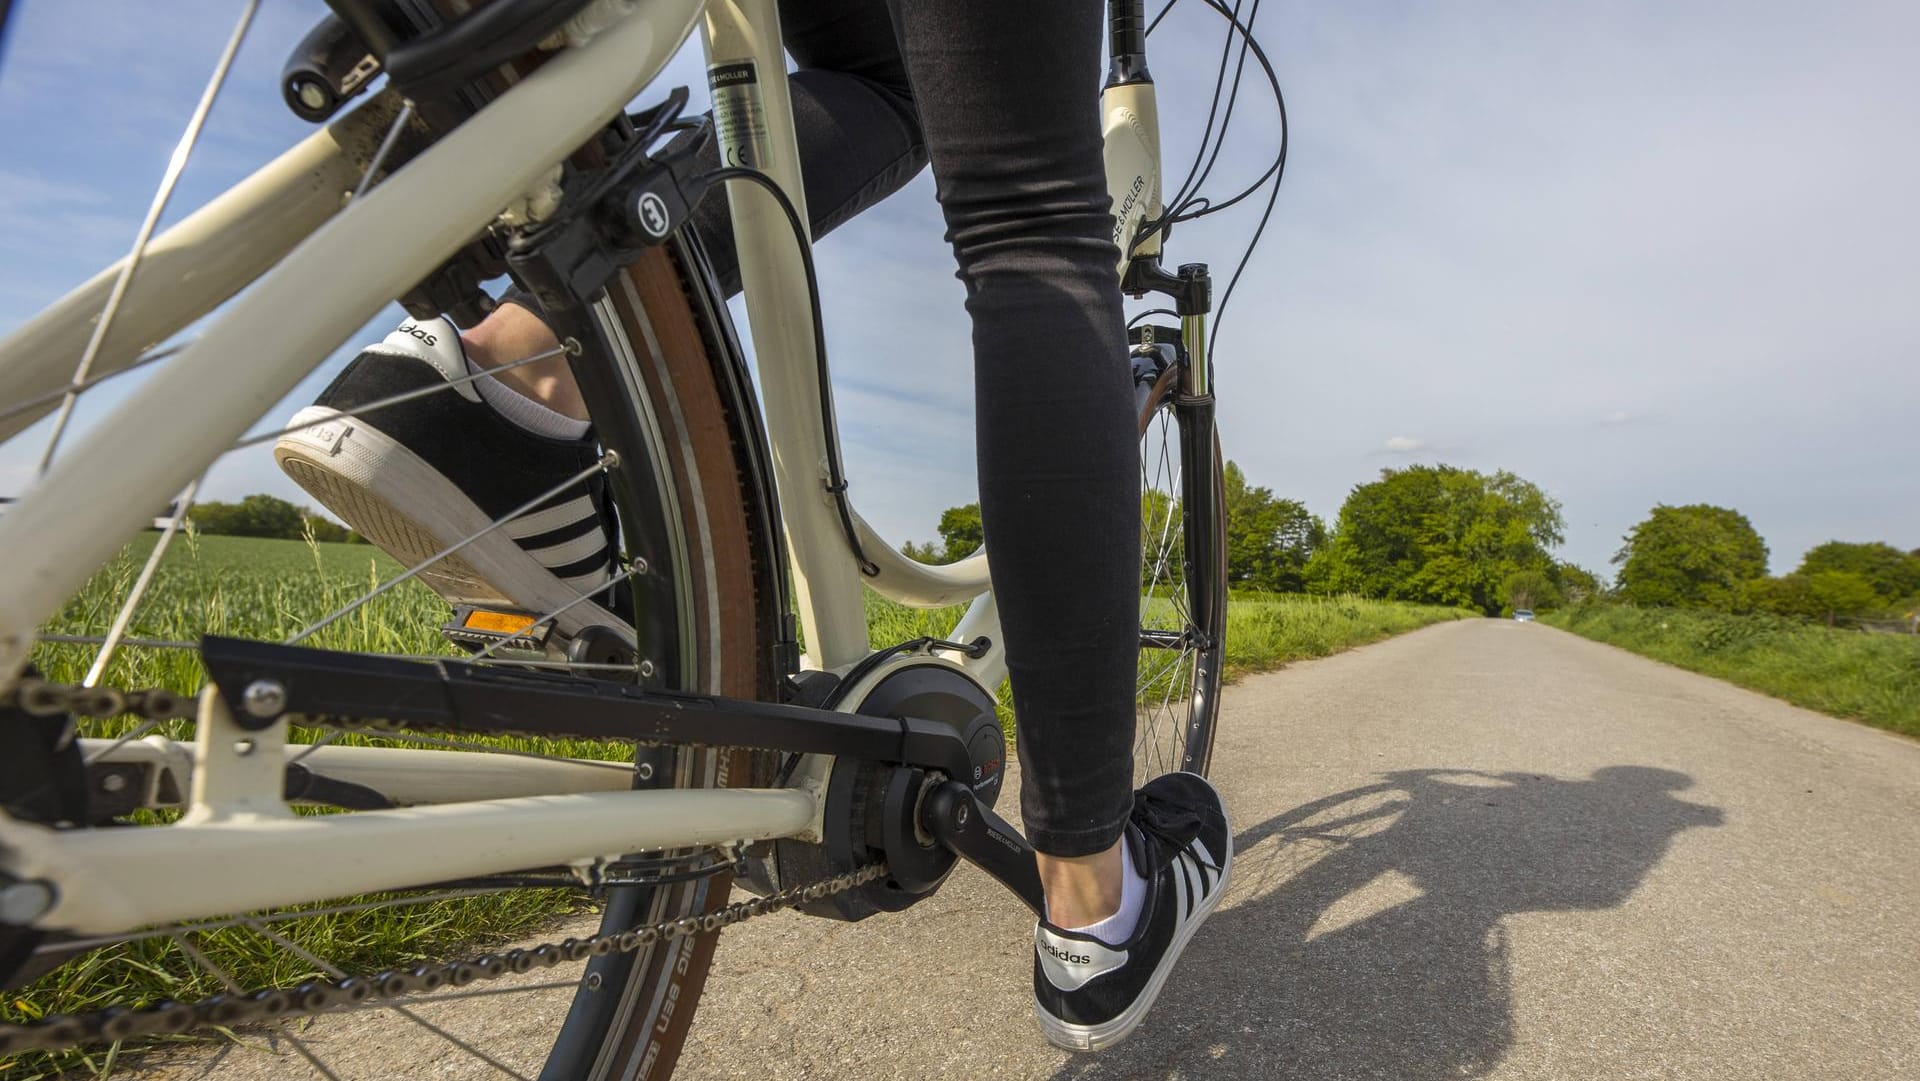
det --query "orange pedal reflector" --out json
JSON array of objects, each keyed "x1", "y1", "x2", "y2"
[{"x1": 463, "y1": 609, "x2": 539, "y2": 635}]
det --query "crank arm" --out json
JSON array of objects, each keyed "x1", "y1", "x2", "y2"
[{"x1": 922, "y1": 780, "x2": 1045, "y2": 918}]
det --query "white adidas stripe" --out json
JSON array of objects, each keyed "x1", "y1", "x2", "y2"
[
  {"x1": 527, "y1": 529, "x2": 608, "y2": 569},
  {"x1": 559, "y1": 565, "x2": 614, "y2": 593},
  {"x1": 504, "y1": 494, "x2": 599, "y2": 540}
]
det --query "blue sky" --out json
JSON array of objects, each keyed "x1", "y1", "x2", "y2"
[{"x1": 2, "y1": 0, "x2": 1915, "y2": 578}]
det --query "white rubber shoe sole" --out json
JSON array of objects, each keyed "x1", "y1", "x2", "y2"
[
  {"x1": 1034, "y1": 830, "x2": 1235, "y2": 1052},
  {"x1": 274, "y1": 405, "x2": 624, "y2": 640}
]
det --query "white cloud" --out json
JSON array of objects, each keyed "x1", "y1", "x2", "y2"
[
  {"x1": 1599, "y1": 411, "x2": 1634, "y2": 426},
  {"x1": 1382, "y1": 436, "x2": 1426, "y2": 454}
]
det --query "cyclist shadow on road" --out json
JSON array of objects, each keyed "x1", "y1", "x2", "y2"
[{"x1": 1049, "y1": 766, "x2": 1723, "y2": 1081}]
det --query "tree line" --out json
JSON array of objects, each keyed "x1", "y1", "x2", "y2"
[
  {"x1": 901, "y1": 461, "x2": 1597, "y2": 617},
  {"x1": 905, "y1": 462, "x2": 1914, "y2": 628},
  {"x1": 1614, "y1": 504, "x2": 1918, "y2": 626},
  {"x1": 182, "y1": 494, "x2": 365, "y2": 545}
]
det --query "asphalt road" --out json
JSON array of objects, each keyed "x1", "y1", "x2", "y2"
[{"x1": 130, "y1": 619, "x2": 1920, "y2": 1080}]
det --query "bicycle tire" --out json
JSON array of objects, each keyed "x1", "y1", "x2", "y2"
[
  {"x1": 534, "y1": 236, "x2": 781, "y2": 1081},
  {"x1": 1134, "y1": 359, "x2": 1228, "y2": 783}
]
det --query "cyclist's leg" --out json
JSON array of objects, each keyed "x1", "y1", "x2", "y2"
[
  {"x1": 883, "y1": 0, "x2": 1138, "y2": 885},
  {"x1": 886, "y1": 1, "x2": 1230, "y2": 1048}
]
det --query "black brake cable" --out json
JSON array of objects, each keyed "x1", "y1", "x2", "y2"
[
  {"x1": 1166, "y1": 0, "x2": 1285, "y2": 227},
  {"x1": 1128, "y1": 307, "x2": 1182, "y2": 329},
  {"x1": 1147, "y1": 0, "x2": 1181, "y2": 36},
  {"x1": 698, "y1": 166, "x2": 881, "y2": 577},
  {"x1": 1183, "y1": 0, "x2": 1288, "y2": 361},
  {"x1": 1179, "y1": 0, "x2": 1263, "y2": 208},
  {"x1": 1131, "y1": 0, "x2": 1289, "y2": 364},
  {"x1": 1154, "y1": 0, "x2": 1246, "y2": 236}
]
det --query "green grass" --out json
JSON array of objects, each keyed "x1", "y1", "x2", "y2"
[
  {"x1": 12, "y1": 533, "x2": 600, "y2": 1080},
  {"x1": 1219, "y1": 590, "x2": 1471, "y2": 674},
  {"x1": 1542, "y1": 603, "x2": 1920, "y2": 738},
  {"x1": 5, "y1": 535, "x2": 1461, "y2": 1078}
]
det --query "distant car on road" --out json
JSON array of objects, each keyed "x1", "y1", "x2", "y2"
[{"x1": 1513, "y1": 609, "x2": 1536, "y2": 622}]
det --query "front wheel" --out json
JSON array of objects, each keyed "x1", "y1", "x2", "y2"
[{"x1": 1133, "y1": 340, "x2": 1228, "y2": 784}]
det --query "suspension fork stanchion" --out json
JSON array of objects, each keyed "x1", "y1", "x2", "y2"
[{"x1": 1174, "y1": 265, "x2": 1222, "y2": 774}]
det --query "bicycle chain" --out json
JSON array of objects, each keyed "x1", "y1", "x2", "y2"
[
  {"x1": 7, "y1": 676, "x2": 198, "y2": 723},
  {"x1": 0, "y1": 677, "x2": 887, "y2": 1056}
]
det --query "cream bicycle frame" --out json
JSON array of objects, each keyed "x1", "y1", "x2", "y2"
[{"x1": 0, "y1": 0, "x2": 1166, "y2": 936}]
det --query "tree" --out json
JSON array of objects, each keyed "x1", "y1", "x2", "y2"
[
  {"x1": 1748, "y1": 571, "x2": 1882, "y2": 625},
  {"x1": 900, "y1": 539, "x2": 944, "y2": 564},
  {"x1": 188, "y1": 494, "x2": 359, "y2": 543},
  {"x1": 1551, "y1": 562, "x2": 1604, "y2": 603},
  {"x1": 1613, "y1": 504, "x2": 1767, "y2": 610},
  {"x1": 1305, "y1": 464, "x2": 1565, "y2": 614},
  {"x1": 1221, "y1": 461, "x2": 1323, "y2": 592},
  {"x1": 190, "y1": 494, "x2": 306, "y2": 539},
  {"x1": 1795, "y1": 541, "x2": 1920, "y2": 604},
  {"x1": 1804, "y1": 571, "x2": 1881, "y2": 625},
  {"x1": 1499, "y1": 568, "x2": 1562, "y2": 612},
  {"x1": 303, "y1": 516, "x2": 354, "y2": 544},
  {"x1": 936, "y1": 503, "x2": 984, "y2": 562},
  {"x1": 1742, "y1": 574, "x2": 1814, "y2": 619}
]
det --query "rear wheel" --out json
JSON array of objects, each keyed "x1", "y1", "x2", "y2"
[
  {"x1": 1, "y1": 241, "x2": 772, "y2": 1080},
  {"x1": 1133, "y1": 345, "x2": 1228, "y2": 784}
]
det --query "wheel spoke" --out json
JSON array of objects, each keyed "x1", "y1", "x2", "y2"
[
  {"x1": 81, "y1": 475, "x2": 202, "y2": 689},
  {"x1": 249, "y1": 921, "x2": 536, "y2": 1081},
  {"x1": 287, "y1": 453, "x2": 616, "y2": 645},
  {"x1": 229, "y1": 341, "x2": 576, "y2": 451},
  {"x1": 35, "y1": 0, "x2": 259, "y2": 476},
  {"x1": 0, "y1": 340, "x2": 190, "y2": 425},
  {"x1": 352, "y1": 102, "x2": 418, "y2": 203},
  {"x1": 1133, "y1": 377, "x2": 1218, "y2": 787}
]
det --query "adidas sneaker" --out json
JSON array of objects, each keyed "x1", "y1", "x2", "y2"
[
  {"x1": 1032, "y1": 771, "x2": 1232, "y2": 1051},
  {"x1": 274, "y1": 317, "x2": 628, "y2": 639}
]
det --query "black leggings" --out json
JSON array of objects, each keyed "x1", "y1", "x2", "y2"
[{"x1": 534, "y1": 0, "x2": 1140, "y2": 856}]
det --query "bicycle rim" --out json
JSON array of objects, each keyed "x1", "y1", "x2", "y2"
[{"x1": 1135, "y1": 365, "x2": 1228, "y2": 783}]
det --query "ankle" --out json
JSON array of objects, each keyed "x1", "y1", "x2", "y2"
[
  {"x1": 461, "y1": 304, "x2": 589, "y2": 421},
  {"x1": 1037, "y1": 839, "x2": 1126, "y2": 928}
]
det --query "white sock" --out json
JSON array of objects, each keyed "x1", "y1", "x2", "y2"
[
  {"x1": 466, "y1": 354, "x2": 590, "y2": 441},
  {"x1": 1061, "y1": 840, "x2": 1148, "y2": 946}
]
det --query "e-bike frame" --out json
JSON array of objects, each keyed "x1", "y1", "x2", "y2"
[{"x1": 0, "y1": 0, "x2": 1196, "y2": 937}]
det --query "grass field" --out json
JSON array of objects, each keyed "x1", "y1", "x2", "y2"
[
  {"x1": 1543, "y1": 603, "x2": 1920, "y2": 738},
  {"x1": 7, "y1": 534, "x2": 1463, "y2": 1077}
]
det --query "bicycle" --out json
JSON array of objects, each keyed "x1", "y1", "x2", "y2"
[{"x1": 0, "y1": 0, "x2": 1282, "y2": 1076}]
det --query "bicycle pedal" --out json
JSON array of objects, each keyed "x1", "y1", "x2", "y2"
[{"x1": 441, "y1": 605, "x2": 553, "y2": 656}]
